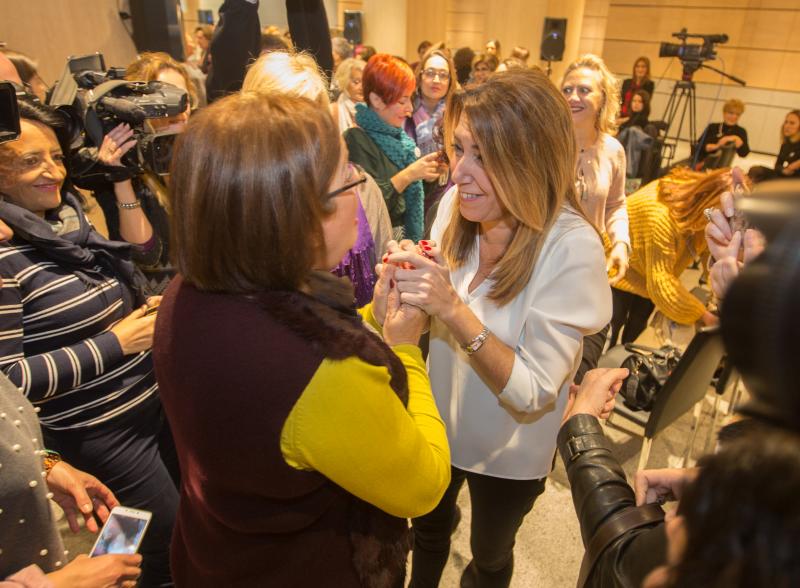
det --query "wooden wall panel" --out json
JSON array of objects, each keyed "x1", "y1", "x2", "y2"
[
  {"x1": 0, "y1": 0, "x2": 138, "y2": 84},
  {"x1": 604, "y1": 1, "x2": 800, "y2": 92},
  {"x1": 406, "y1": 0, "x2": 447, "y2": 61}
]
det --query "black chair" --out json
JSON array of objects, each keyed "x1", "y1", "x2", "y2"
[{"x1": 603, "y1": 327, "x2": 725, "y2": 471}]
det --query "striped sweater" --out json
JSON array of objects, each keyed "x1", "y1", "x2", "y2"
[{"x1": 0, "y1": 238, "x2": 157, "y2": 430}]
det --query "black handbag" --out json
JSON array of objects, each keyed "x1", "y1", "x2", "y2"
[{"x1": 619, "y1": 344, "x2": 682, "y2": 411}]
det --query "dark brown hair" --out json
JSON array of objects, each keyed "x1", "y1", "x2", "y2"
[{"x1": 168, "y1": 92, "x2": 341, "y2": 293}]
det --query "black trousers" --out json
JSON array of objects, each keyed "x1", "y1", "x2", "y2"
[
  {"x1": 44, "y1": 396, "x2": 179, "y2": 588},
  {"x1": 410, "y1": 466, "x2": 546, "y2": 588},
  {"x1": 609, "y1": 288, "x2": 655, "y2": 347}
]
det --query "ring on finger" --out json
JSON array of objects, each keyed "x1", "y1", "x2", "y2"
[{"x1": 703, "y1": 207, "x2": 716, "y2": 221}]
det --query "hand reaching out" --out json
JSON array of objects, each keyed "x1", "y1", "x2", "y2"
[{"x1": 46, "y1": 461, "x2": 119, "y2": 533}]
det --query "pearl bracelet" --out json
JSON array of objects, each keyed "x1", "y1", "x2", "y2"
[
  {"x1": 117, "y1": 199, "x2": 142, "y2": 210},
  {"x1": 461, "y1": 326, "x2": 490, "y2": 356}
]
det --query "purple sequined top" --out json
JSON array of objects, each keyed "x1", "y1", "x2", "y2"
[{"x1": 332, "y1": 195, "x2": 376, "y2": 308}]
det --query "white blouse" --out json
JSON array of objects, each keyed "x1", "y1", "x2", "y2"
[{"x1": 428, "y1": 187, "x2": 612, "y2": 479}]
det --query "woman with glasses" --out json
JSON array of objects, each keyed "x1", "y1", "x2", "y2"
[
  {"x1": 345, "y1": 54, "x2": 443, "y2": 242},
  {"x1": 154, "y1": 91, "x2": 450, "y2": 586},
  {"x1": 245, "y1": 51, "x2": 392, "y2": 306},
  {"x1": 405, "y1": 48, "x2": 457, "y2": 221}
]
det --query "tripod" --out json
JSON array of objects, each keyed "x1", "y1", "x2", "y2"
[{"x1": 659, "y1": 62, "x2": 746, "y2": 168}]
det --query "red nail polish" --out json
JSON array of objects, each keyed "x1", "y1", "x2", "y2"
[
  {"x1": 419, "y1": 240, "x2": 428, "y2": 245},
  {"x1": 382, "y1": 255, "x2": 388, "y2": 262},
  {"x1": 423, "y1": 245, "x2": 432, "y2": 251}
]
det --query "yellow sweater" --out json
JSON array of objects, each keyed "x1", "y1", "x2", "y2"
[
  {"x1": 280, "y1": 304, "x2": 451, "y2": 519},
  {"x1": 614, "y1": 180, "x2": 708, "y2": 325}
]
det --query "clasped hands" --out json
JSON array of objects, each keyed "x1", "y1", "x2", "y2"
[{"x1": 372, "y1": 239, "x2": 460, "y2": 346}]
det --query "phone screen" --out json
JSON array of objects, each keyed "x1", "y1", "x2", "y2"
[{"x1": 90, "y1": 510, "x2": 150, "y2": 556}]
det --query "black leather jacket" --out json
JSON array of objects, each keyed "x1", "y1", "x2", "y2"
[{"x1": 558, "y1": 414, "x2": 667, "y2": 587}]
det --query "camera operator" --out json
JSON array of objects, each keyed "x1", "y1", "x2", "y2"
[
  {"x1": 93, "y1": 52, "x2": 194, "y2": 294},
  {"x1": 558, "y1": 179, "x2": 800, "y2": 587}
]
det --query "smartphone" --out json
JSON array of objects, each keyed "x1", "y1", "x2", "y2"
[{"x1": 89, "y1": 506, "x2": 151, "y2": 557}]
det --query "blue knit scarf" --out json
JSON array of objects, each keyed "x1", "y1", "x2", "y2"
[{"x1": 355, "y1": 103, "x2": 424, "y2": 242}]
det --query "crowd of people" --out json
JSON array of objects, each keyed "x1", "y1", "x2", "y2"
[{"x1": 0, "y1": 1, "x2": 799, "y2": 586}]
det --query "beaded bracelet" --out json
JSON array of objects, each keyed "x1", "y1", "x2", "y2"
[
  {"x1": 42, "y1": 449, "x2": 61, "y2": 475},
  {"x1": 117, "y1": 199, "x2": 142, "y2": 210}
]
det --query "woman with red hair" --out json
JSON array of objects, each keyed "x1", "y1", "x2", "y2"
[{"x1": 345, "y1": 54, "x2": 442, "y2": 242}]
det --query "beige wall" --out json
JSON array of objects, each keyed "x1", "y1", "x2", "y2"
[{"x1": 0, "y1": 0, "x2": 138, "y2": 84}]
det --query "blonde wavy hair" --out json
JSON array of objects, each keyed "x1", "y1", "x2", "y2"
[
  {"x1": 442, "y1": 68, "x2": 592, "y2": 306},
  {"x1": 243, "y1": 51, "x2": 330, "y2": 108},
  {"x1": 562, "y1": 54, "x2": 620, "y2": 134},
  {"x1": 657, "y1": 167, "x2": 740, "y2": 235}
]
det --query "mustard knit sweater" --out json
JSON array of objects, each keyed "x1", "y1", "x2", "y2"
[{"x1": 613, "y1": 180, "x2": 708, "y2": 325}]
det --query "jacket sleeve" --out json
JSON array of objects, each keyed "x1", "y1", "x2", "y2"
[
  {"x1": 558, "y1": 414, "x2": 666, "y2": 588},
  {"x1": 736, "y1": 128, "x2": 750, "y2": 158},
  {"x1": 1, "y1": 565, "x2": 53, "y2": 588},
  {"x1": 644, "y1": 224, "x2": 707, "y2": 325},
  {"x1": 604, "y1": 139, "x2": 630, "y2": 247},
  {"x1": 280, "y1": 345, "x2": 450, "y2": 518},
  {"x1": 206, "y1": 0, "x2": 261, "y2": 102}
]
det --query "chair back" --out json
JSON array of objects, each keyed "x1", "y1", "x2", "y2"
[{"x1": 644, "y1": 328, "x2": 724, "y2": 438}]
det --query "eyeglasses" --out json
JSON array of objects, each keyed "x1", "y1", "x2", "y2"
[
  {"x1": 422, "y1": 69, "x2": 450, "y2": 82},
  {"x1": 327, "y1": 168, "x2": 367, "y2": 199}
]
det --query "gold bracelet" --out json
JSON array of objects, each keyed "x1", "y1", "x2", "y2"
[
  {"x1": 117, "y1": 199, "x2": 142, "y2": 210},
  {"x1": 461, "y1": 326, "x2": 490, "y2": 356}
]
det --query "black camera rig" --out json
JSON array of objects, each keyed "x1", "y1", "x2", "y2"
[{"x1": 48, "y1": 53, "x2": 188, "y2": 182}]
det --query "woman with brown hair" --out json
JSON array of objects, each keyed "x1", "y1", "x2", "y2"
[
  {"x1": 153, "y1": 91, "x2": 450, "y2": 586},
  {"x1": 609, "y1": 168, "x2": 726, "y2": 346},
  {"x1": 93, "y1": 51, "x2": 193, "y2": 294},
  {"x1": 620, "y1": 56, "x2": 654, "y2": 119},
  {"x1": 386, "y1": 68, "x2": 612, "y2": 587}
]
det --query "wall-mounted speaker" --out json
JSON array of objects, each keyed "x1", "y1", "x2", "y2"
[
  {"x1": 343, "y1": 10, "x2": 363, "y2": 45},
  {"x1": 540, "y1": 18, "x2": 567, "y2": 62},
  {"x1": 129, "y1": 0, "x2": 185, "y2": 62}
]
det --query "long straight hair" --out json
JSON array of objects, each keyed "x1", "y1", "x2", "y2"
[{"x1": 441, "y1": 68, "x2": 589, "y2": 306}]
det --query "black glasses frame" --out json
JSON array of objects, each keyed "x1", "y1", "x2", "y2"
[{"x1": 327, "y1": 175, "x2": 367, "y2": 199}]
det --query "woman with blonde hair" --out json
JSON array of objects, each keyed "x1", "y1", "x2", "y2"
[
  {"x1": 695, "y1": 98, "x2": 750, "y2": 169},
  {"x1": 243, "y1": 50, "x2": 329, "y2": 106},
  {"x1": 609, "y1": 168, "x2": 727, "y2": 346},
  {"x1": 561, "y1": 55, "x2": 629, "y2": 280},
  {"x1": 387, "y1": 68, "x2": 611, "y2": 587},
  {"x1": 330, "y1": 57, "x2": 365, "y2": 133}
]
